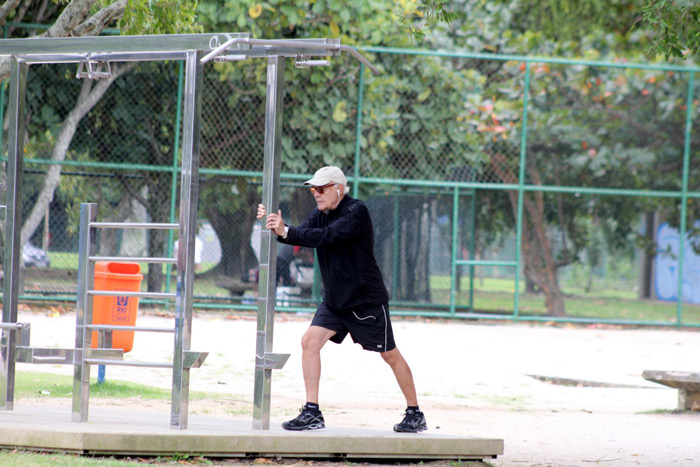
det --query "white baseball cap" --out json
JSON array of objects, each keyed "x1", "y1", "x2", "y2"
[{"x1": 304, "y1": 166, "x2": 347, "y2": 187}]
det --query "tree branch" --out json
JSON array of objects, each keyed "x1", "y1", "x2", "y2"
[
  {"x1": 73, "y1": 0, "x2": 126, "y2": 37},
  {"x1": 44, "y1": 0, "x2": 99, "y2": 38},
  {"x1": 0, "y1": 0, "x2": 126, "y2": 82},
  {"x1": 20, "y1": 63, "x2": 134, "y2": 247},
  {"x1": 0, "y1": 0, "x2": 22, "y2": 26},
  {"x1": 116, "y1": 174, "x2": 150, "y2": 209}
]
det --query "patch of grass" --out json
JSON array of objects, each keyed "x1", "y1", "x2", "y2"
[
  {"x1": 641, "y1": 409, "x2": 700, "y2": 415},
  {"x1": 16, "y1": 372, "x2": 170, "y2": 400},
  {"x1": 15, "y1": 372, "x2": 218, "y2": 401},
  {"x1": 0, "y1": 450, "x2": 146, "y2": 466},
  {"x1": 479, "y1": 394, "x2": 530, "y2": 409}
]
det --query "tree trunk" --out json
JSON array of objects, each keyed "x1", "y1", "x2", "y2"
[
  {"x1": 491, "y1": 153, "x2": 567, "y2": 317},
  {"x1": 144, "y1": 172, "x2": 171, "y2": 292},
  {"x1": 639, "y1": 212, "x2": 656, "y2": 299},
  {"x1": 20, "y1": 65, "x2": 131, "y2": 248},
  {"x1": 415, "y1": 200, "x2": 432, "y2": 302},
  {"x1": 203, "y1": 184, "x2": 259, "y2": 280}
]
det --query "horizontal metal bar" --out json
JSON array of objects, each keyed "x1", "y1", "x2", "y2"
[
  {"x1": 19, "y1": 52, "x2": 186, "y2": 64},
  {"x1": 201, "y1": 37, "x2": 380, "y2": 74},
  {"x1": 15, "y1": 347, "x2": 124, "y2": 364},
  {"x1": 86, "y1": 351, "x2": 207, "y2": 369},
  {"x1": 0, "y1": 33, "x2": 250, "y2": 56},
  {"x1": 201, "y1": 37, "x2": 340, "y2": 64},
  {"x1": 88, "y1": 290, "x2": 175, "y2": 299},
  {"x1": 88, "y1": 51, "x2": 186, "y2": 62},
  {"x1": 16, "y1": 53, "x2": 86, "y2": 64},
  {"x1": 84, "y1": 359, "x2": 172, "y2": 368},
  {"x1": 455, "y1": 260, "x2": 518, "y2": 267},
  {"x1": 15, "y1": 347, "x2": 74, "y2": 364},
  {"x1": 89, "y1": 256, "x2": 176, "y2": 264},
  {"x1": 89, "y1": 222, "x2": 178, "y2": 229},
  {"x1": 0, "y1": 322, "x2": 29, "y2": 330},
  {"x1": 87, "y1": 324, "x2": 174, "y2": 333}
]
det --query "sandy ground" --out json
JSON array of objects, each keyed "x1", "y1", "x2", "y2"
[{"x1": 11, "y1": 305, "x2": 700, "y2": 467}]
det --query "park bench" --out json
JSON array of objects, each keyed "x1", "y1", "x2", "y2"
[
  {"x1": 216, "y1": 277, "x2": 255, "y2": 296},
  {"x1": 642, "y1": 370, "x2": 700, "y2": 410}
]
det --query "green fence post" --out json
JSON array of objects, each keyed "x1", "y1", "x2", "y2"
[
  {"x1": 677, "y1": 71, "x2": 695, "y2": 326},
  {"x1": 449, "y1": 185, "x2": 459, "y2": 315},
  {"x1": 468, "y1": 189, "x2": 476, "y2": 312},
  {"x1": 392, "y1": 194, "x2": 399, "y2": 301},
  {"x1": 513, "y1": 61, "x2": 531, "y2": 321}
]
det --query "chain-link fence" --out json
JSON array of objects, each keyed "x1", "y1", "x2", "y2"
[{"x1": 3, "y1": 39, "x2": 700, "y2": 327}]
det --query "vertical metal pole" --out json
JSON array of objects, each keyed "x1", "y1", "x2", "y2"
[
  {"x1": 171, "y1": 50, "x2": 203, "y2": 430},
  {"x1": 0, "y1": 81, "x2": 6, "y2": 158},
  {"x1": 72, "y1": 203, "x2": 98, "y2": 422},
  {"x1": 0, "y1": 26, "x2": 7, "y2": 156},
  {"x1": 352, "y1": 63, "x2": 366, "y2": 198},
  {"x1": 253, "y1": 55, "x2": 285, "y2": 430},
  {"x1": 1, "y1": 57, "x2": 27, "y2": 411},
  {"x1": 513, "y1": 62, "x2": 531, "y2": 321},
  {"x1": 676, "y1": 71, "x2": 695, "y2": 326}
]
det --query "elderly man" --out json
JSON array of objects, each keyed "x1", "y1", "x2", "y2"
[{"x1": 256, "y1": 166, "x2": 427, "y2": 433}]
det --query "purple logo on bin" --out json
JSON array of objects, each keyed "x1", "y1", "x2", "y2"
[{"x1": 114, "y1": 296, "x2": 129, "y2": 322}]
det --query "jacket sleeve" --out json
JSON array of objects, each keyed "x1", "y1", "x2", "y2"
[{"x1": 284, "y1": 203, "x2": 369, "y2": 248}]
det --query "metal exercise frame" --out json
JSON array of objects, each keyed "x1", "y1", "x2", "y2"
[{"x1": 0, "y1": 33, "x2": 377, "y2": 430}]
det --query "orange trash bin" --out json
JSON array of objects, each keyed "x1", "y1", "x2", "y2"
[{"x1": 91, "y1": 261, "x2": 143, "y2": 353}]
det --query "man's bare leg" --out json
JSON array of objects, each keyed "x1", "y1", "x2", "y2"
[
  {"x1": 382, "y1": 347, "x2": 427, "y2": 432},
  {"x1": 300, "y1": 325, "x2": 336, "y2": 403},
  {"x1": 381, "y1": 347, "x2": 418, "y2": 406}
]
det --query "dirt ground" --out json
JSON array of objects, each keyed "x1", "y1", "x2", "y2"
[{"x1": 11, "y1": 305, "x2": 700, "y2": 467}]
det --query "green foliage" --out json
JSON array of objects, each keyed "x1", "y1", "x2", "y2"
[
  {"x1": 401, "y1": 0, "x2": 460, "y2": 43},
  {"x1": 505, "y1": 0, "x2": 641, "y2": 43},
  {"x1": 197, "y1": 0, "x2": 411, "y2": 46},
  {"x1": 120, "y1": 0, "x2": 202, "y2": 35},
  {"x1": 641, "y1": 0, "x2": 700, "y2": 59}
]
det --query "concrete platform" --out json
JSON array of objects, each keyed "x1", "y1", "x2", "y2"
[{"x1": 0, "y1": 406, "x2": 503, "y2": 461}]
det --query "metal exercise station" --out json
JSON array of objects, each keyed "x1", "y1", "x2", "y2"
[{"x1": 0, "y1": 33, "x2": 378, "y2": 430}]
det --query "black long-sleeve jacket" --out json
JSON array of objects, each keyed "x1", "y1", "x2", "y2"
[{"x1": 278, "y1": 196, "x2": 389, "y2": 313}]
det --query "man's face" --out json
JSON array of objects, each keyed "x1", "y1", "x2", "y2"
[{"x1": 310, "y1": 183, "x2": 340, "y2": 211}]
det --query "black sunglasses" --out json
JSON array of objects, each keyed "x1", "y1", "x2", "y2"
[{"x1": 309, "y1": 183, "x2": 335, "y2": 195}]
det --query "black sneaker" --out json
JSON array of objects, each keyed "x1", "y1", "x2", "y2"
[
  {"x1": 393, "y1": 408, "x2": 427, "y2": 433},
  {"x1": 282, "y1": 405, "x2": 325, "y2": 431}
]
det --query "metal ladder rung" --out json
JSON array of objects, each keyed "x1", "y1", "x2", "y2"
[
  {"x1": 87, "y1": 290, "x2": 175, "y2": 299},
  {"x1": 89, "y1": 256, "x2": 176, "y2": 264},
  {"x1": 0, "y1": 322, "x2": 29, "y2": 330},
  {"x1": 84, "y1": 359, "x2": 172, "y2": 368},
  {"x1": 89, "y1": 222, "x2": 178, "y2": 230},
  {"x1": 87, "y1": 324, "x2": 174, "y2": 333},
  {"x1": 85, "y1": 350, "x2": 207, "y2": 369}
]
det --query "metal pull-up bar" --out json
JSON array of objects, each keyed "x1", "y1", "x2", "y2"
[{"x1": 200, "y1": 37, "x2": 381, "y2": 75}]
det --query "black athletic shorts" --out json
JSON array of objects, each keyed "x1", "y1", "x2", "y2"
[{"x1": 311, "y1": 302, "x2": 396, "y2": 352}]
